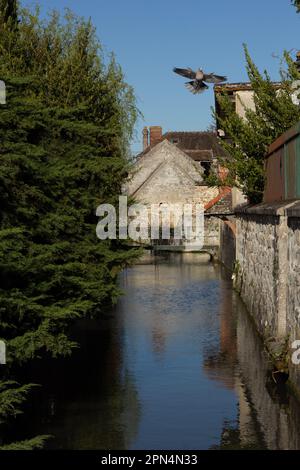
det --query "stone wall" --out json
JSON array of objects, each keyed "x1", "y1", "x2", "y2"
[
  {"x1": 287, "y1": 216, "x2": 300, "y2": 391},
  {"x1": 203, "y1": 218, "x2": 220, "y2": 248},
  {"x1": 235, "y1": 211, "x2": 280, "y2": 338},
  {"x1": 235, "y1": 201, "x2": 300, "y2": 392}
]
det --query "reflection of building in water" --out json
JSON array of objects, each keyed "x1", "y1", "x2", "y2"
[
  {"x1": 236, "y1": 304, "x2": 300, "y2": 450},
  {"x1": 151, "y1": 324, "x2": 167, "y2": 357},
  {"x1": 203, "y1": 273, "x2": 300, "y2": 449},
  {"x1": 122, "y1": 257, "x2": 300, "y2": 450},
  {"x1": 121, "y1": 255, "x2": 221, "y2": 361},
  {"x1": 208, "y1": 284, "x2": 300, "y2": 449},
  {"x1": 203, "y1": 274, "x2": 274, "y2": 449},
  {"x1": 202, "y1": 275, "x2": 237, "y2": 390}
]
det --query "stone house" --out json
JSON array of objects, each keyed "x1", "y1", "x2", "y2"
[{"x1": 124, "y1": 126, "x2": 232, "y2": 251}]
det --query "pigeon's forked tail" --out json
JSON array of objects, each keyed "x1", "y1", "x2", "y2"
[{"x1": 185, "y1": 80, "x2": 208, "y2": 95}]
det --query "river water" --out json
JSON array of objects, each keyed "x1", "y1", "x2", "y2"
[{"x1": 8, "y1": 252, "x2": 300, "y2": 449}]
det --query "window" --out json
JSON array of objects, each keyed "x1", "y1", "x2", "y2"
[{"x1": 200, "y1": 161, "x2": 211, "y2": 178}]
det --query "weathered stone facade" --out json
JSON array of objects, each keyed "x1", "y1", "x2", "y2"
[
  {"x1": 287, "y1": 216, "x2": 300, "y2": 391},
  {"x1": 235, "y1": 202, "x2": 300, "y2": 393},
  {"x1": 127, "y1": 139, "x2": 214, "y2": 205},
  {"x1": 125, "y1": 137, "x2": 230, "y2": 250},
  {"x1": 235, "y1": 211, "x2": 280, "y2": 337}
]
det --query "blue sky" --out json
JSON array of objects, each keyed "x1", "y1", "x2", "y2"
[{"x1": 35, "y1": 0, "x2": 299, "y2": 153}]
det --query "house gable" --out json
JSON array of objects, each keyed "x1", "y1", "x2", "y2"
[
  {"x1": 133, "y1": 159, "x2": 199, "y2": 204},
  {"x1": 126, "y1": 139, "x2": 203, "y2": 198}
]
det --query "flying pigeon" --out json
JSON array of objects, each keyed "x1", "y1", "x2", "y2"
[{"x1": 173, "y1": 67, "x2": 227, "y2": 94}]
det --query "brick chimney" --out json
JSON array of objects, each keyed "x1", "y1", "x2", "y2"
[
  {"x1": 149, "y1": 126, "x2": 162, "y2": 147},
  {"x1": 142, "y1": 126, "x2": 149, "y2": 150}
]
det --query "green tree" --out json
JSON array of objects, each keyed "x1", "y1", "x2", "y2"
[
  {"x1": 0, "y1": 0, "x2": 18, "y2": 28},
  {"x1": 210, "y1": 45, "x2": 300, "y2": 203},
  {"x1": 0, "y1": 1, "x2": 139, "y2": 448}
]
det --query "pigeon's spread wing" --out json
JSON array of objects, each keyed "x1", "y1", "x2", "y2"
[
  {"x1": 203, "y1": 73, "x2": 227, "y2": 84},
  {"x1": 185, "y1": 80, "x2": 208, "y2": 94},
  {"x1": 173, "y1": 67, "x2": 196, "y2": 79}
]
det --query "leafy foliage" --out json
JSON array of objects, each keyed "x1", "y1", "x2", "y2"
[
  {"x1": 0, "y1": 381, "x2": 37, "y2": 422},
  {"x1": 0, "y1": 0, "x2": 138, "y2": 364},
  {"x1": 0, "y1": 380, "x2": 50, "y2": 450},
  {"x1": 0, "y1": 435, "x2": 51, "y2": 450},
  {"x1": 210, "y1": 45, "x2": 300, "y2": 203},
  {"x1": 0, "y1": 0, "x2": 139, "y2": 448},
  {"x1": 0, "y1": 0, "x2": 18, "y2": 27}
]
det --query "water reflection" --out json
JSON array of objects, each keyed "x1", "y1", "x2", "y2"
[
  {"x1": 7, "y1": 252, "x2": 300, "y2": 449},
  {"x1": 236, "y1": 300, "x2": 300, "y2": 450}
]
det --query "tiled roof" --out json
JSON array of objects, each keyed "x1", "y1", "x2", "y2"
[
  {"x1": 139, "y1": 131, "x2": 227, "y2": 160},
  {"x1": 205, "y1": 187, "x2": 232, "y2": 214},
  {"x1": 214, "y1": 81, "x2": 281, "y2": 92}
]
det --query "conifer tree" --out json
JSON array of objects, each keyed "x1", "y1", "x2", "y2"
[
  {"x1": 0, "y1": 1, "x2": 139, "y2": 448},
  {"x1": 0, "y1": 0, "x2": 17, "y2": 28}
]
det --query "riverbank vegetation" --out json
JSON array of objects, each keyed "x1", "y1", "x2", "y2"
[{"x1": 0, "y1": 0, "x2": 139, "y2": 448}]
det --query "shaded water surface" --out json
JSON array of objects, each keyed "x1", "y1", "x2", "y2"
[{"x1": 7, "y1": 253, "x2": 300, "y2": 449}]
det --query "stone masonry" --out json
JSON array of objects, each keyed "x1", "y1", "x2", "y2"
[
  {"x1": 125, "y1": 138, "x2": 224, "y2": 249},
  {"x1": 235, "y1": 201, "x2": 300, "y2": 393}
]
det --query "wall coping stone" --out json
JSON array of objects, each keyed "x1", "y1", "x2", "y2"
[{"x1": 235, "y1": 200, "x2": 300, "y2": 217}]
